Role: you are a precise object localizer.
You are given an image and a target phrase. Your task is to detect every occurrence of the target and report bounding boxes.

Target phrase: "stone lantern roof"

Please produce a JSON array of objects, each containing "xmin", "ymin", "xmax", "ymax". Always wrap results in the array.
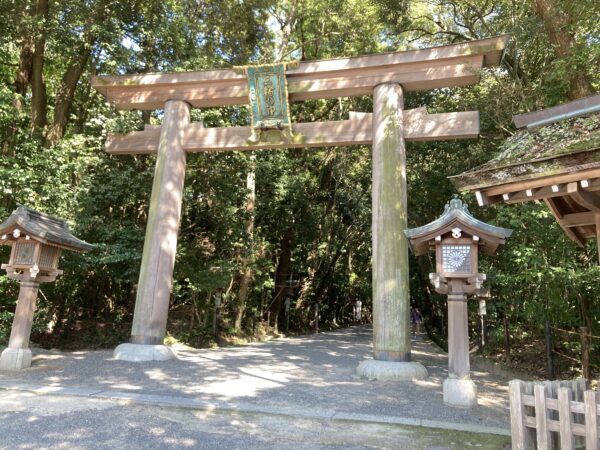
[
  {"xmin": 404, "ymin": 197, "xmax": 512, "ymax": 256},
  {"xmin": 0, "ymin": 205, "xmax": 93, "ymax": 252}
]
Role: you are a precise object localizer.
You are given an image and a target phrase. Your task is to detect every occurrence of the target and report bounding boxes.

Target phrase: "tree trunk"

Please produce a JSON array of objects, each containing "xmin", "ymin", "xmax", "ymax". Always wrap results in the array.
[
  {"xmin": 533, "ymin": 0, "xmax": 594, "ymax": 100},
  {"xmin": 44, "ymin": 2, "xmax": 106, "ymax": 146},
  {"xmin": 14, "ymin": 36, "xmax": 34, "ymax": 111},
  {"xmin": 269, "ymin": 226, "xmax": 294, "ymax": 323},
  {"xmin": 30, "ymin": 0, "xmax": 49, "ymax": 132},
  {"xmin": 503, "ymin": 315, "xmax": 511, "ymax": 363},
  {"xmin": 312, "ymin": 245, "xmax": 344, "ymax": 302},
  {"xmin": 233, "ymin": 154, "xmax": 256, "ymax": 330},
  {"xmin": 44, "ymin": 48, "xmax": 93, "ymax": 146},
  {"xmin": 579, "ymin": 292, "xmax": 593, "ymax": 334}
]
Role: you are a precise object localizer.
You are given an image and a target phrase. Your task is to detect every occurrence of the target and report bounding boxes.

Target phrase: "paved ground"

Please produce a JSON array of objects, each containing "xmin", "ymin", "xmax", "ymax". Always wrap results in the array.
[
  {"xmin": 0, "ymin": 391, "xmax": 511, "ymax": 449},
  {"xmin": 0, "ymin": 326, "xmax": 514, "ymax": 448}
]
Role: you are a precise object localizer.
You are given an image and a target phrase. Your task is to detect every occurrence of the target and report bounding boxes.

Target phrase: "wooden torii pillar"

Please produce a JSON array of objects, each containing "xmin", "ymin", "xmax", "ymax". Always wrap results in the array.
[{"xmin": 92, "ymin": 36, "xmax": 508, "ymax": 371}]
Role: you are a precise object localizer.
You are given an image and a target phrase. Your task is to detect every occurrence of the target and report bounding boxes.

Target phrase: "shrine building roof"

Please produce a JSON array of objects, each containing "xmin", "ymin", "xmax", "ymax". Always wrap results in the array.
[{"xmin": 450, "ymin": 93, "xmax": 600, "ymax": 248}]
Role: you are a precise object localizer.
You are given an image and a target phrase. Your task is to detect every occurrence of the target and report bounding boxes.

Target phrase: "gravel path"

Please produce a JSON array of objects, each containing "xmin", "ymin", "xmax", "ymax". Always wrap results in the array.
[
  {"xmin": 0, "ymin": 390, "xmax": 511, "ymax": 449},
  {"xmin": 0, "ymin": 326, "xmax": 512, "ymax": 432}
]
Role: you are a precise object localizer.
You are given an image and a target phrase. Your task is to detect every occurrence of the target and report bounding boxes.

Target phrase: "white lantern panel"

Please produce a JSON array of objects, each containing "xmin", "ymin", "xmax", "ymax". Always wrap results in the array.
[{"xmin": 442, "ymin": 244, "xmax": 472, "ymax": 273}]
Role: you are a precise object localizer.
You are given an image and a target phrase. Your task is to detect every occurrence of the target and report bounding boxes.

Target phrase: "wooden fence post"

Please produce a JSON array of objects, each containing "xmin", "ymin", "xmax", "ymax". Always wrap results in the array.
[
  {"xmin": 509, "ymin": 380, "xmax": 535, "ymax": 450},
  {"xmin": 213, "ymin": 306, "xmax": 219, "ymax": 338},
  {"xmin": 534, "ymin": 384, "xmax": 550, "ymax": 450},
  {"xmin": 580, "ymin": 326, "xmax": 591, "ymax": 380},
  {"xmin": 584, "ymin": 389, "xmax": 598, "ymax": 450},
  {"xmin": 558, "ymin": 387, "xmax": 574, "ymax": 450},
  {"xmin": 544, "ymin": 381, "xmax": 559, "ymax": 450},
  {"xmin": 544, "ymin": 320, "xmax": 555, "ymax": 380}
]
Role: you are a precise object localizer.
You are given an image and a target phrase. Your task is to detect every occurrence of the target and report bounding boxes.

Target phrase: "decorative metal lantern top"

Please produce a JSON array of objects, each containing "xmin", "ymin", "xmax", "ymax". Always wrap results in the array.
[
  {"xmin": 0, "ymin": 205, "xmax": 93, "ymax": 283},
  {"xmin": 405, "ymin": 196, "xmax": 512, "ymax": 295}
]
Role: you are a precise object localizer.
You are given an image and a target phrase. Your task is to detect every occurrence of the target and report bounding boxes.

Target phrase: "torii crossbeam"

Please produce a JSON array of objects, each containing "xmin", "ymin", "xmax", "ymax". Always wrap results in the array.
[{"xmin": 92, "ymin": 35, "xmax": 508, "ymax": 378}]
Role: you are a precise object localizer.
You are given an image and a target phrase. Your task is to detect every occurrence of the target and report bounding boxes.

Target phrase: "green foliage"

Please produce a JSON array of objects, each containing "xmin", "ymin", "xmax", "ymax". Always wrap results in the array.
[{"xmin": 0, "ymin": 311, "xmax": 12, "ymax": 346}]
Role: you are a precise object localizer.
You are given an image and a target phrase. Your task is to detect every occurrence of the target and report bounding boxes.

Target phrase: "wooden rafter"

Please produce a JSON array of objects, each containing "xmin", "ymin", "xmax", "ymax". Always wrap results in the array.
[
  {"xmin": 502, "ymin": 184, "xmax": 568, "ymax": 204},
  {"xmin": 473, "ymin": 176, "xmax": 600, "ymax": 248},
  {"xmin": 567, "ymin": 182, "xmax": 600, "ymax": 211},
  {"xmin": 559, "ymin": 211, "xmax": 596, "ymax": 227},
  {"xmin": 475, "ymin": 174, "xmax": 600, "ymax": 205},
  {"xmin": 545, "ymin": 198, "xmax": 586, "ymax": 247}
]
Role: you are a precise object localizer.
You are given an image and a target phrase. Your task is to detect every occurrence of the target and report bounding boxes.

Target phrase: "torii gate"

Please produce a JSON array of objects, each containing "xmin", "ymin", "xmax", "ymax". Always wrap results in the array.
[{"xmin": 92, "ymin": 35, "xmax": 508, "ymax": 379}]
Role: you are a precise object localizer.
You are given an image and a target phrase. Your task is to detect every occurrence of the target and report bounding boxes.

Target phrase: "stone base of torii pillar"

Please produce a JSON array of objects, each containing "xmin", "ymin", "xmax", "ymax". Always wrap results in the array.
[
  {"xmin": 357, "ymin": 360, "xmax": 428, "ymax": 381},
  {"xmin": 443, "ymin": 377, "xmax": 477, "ymax": 408},
  {"xmin": 113, "ymin": 343, "xmax": 176, "ymax": 362},
  {"xmin": 355, "ymin": 82, "xmax": 428, "ymax": 381}
]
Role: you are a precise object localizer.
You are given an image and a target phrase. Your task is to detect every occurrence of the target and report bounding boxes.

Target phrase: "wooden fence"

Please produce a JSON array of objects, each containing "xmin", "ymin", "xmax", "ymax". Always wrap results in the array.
[{"xmin": 510, "ymin": 379, "xmax": 599, "ymax": 450}]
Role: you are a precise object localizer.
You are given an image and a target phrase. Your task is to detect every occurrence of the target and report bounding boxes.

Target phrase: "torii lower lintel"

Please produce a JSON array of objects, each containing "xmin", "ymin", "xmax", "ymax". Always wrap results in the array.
[{"xmin": 105, "ymin": 109, "xmax": 479, "ymax": 155}]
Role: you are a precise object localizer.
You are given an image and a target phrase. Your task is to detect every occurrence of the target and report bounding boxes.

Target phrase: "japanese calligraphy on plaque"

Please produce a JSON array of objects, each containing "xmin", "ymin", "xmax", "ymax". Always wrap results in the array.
[{"xmin": 237, "ymin": 62, "xmax": 302, "ymax": 145}]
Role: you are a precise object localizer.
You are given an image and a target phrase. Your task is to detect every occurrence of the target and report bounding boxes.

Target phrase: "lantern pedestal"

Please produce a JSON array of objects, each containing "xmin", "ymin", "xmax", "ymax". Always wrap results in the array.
[
  {"xmin": 113, "ymin": 343, "xmax": 176, "ymax": 362},
  {"xmin": 0, "ymin": 348, "xmax": 32, "ymax": 371},
  {"xmin": 443, "ymin": 376, "xmax": 477, "ymax": 408},
  {"xmin": 0, "ymin": 280, "xmax": 40, "ymax": 371},
  {"xmin": 356, "ymin": 360, "xmax": 428, "ymax": 381}
]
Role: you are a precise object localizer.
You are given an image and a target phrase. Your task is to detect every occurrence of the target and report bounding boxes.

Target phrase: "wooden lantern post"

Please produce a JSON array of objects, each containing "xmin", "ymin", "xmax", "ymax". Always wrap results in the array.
[
  {"xmin": 405, "ymin": 196, "xmax": 511, "ymax": 407},
  {"xmin": 0, "ymin": 205, "xmax": 93, "ymax": 371}
]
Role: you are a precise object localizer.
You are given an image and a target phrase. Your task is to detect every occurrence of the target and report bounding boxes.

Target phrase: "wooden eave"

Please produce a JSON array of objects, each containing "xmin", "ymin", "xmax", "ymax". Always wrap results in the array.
[
  {"xmin": 450, "ymin": 145, "xmax": 600, "ymax": 194},
  {"xmin": 92, "ymin": 35, "xmax": 509, "ymax": 110},
  {"xmin": 467, "ymin": 171, "xmax": 600, "ymax": 247}
]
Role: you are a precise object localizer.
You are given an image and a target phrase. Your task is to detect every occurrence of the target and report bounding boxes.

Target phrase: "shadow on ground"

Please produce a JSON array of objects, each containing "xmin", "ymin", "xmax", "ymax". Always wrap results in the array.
[{"xmin": 0, "ymin": 325, "xmax": 512, "ymax": 430}]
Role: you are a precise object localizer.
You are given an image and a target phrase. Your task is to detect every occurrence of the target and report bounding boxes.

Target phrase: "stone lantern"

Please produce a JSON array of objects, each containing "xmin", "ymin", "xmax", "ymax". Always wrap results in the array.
[
  {"xmin": 0, "ymin": 205, "xmax": 93, "ymax": 371},
  {"xmin": 405, "ymin": 196, "xmax": 511, "ymax": 407}
]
